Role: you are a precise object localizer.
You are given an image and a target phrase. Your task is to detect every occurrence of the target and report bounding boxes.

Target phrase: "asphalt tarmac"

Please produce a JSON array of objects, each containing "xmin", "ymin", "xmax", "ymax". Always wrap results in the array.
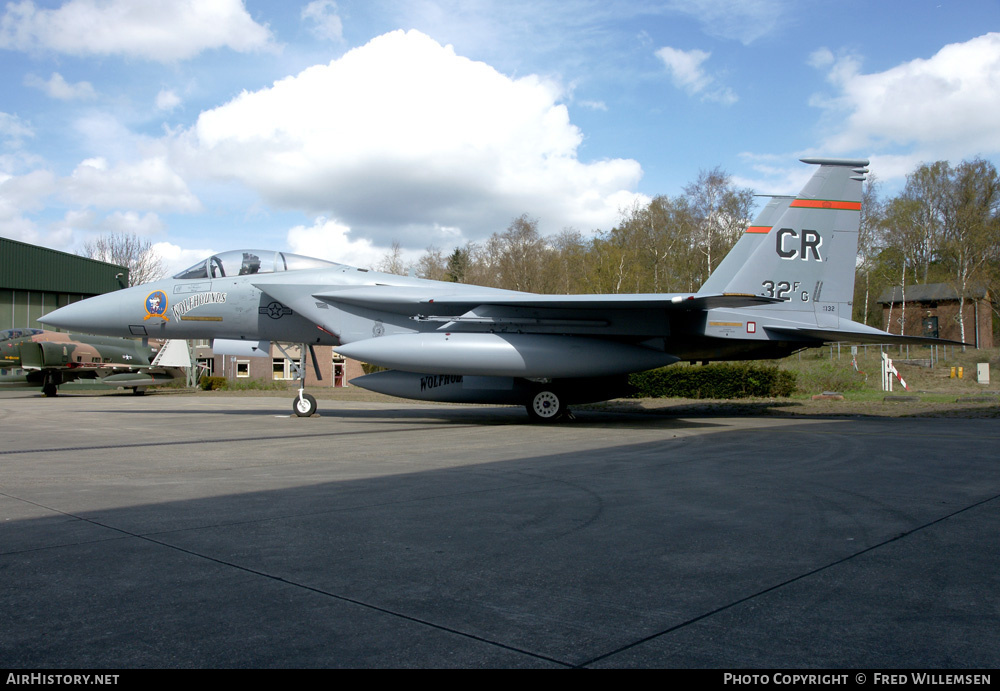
[{"xmin": 1, "ymin": 391, "xmax": 997, "ymax": 668}]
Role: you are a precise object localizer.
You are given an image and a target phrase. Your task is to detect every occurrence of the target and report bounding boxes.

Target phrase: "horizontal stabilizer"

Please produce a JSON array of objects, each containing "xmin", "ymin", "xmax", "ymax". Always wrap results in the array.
[{"xmin": 765, "ymin": 326, "xmax": 968, "ymax": 347}]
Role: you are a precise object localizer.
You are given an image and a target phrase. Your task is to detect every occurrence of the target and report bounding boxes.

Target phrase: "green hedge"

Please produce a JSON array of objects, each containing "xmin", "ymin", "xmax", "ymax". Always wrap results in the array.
[
  {"xmin": 198, "ymin": 375, "xmax": 286, "ymax": 391},
  {"xmin": 628, "ymin": 363, "xmax": 797, "ymax": 399},
  {"xmin": 199, "ymin": 376, "xmax": 227, "ymax": 391}
]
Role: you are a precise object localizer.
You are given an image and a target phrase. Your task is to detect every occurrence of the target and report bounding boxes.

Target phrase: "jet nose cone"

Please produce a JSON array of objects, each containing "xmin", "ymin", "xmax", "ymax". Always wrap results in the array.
[{"xmin": 39, "ymin": 292, "xmax": 127, "ymax": 335}]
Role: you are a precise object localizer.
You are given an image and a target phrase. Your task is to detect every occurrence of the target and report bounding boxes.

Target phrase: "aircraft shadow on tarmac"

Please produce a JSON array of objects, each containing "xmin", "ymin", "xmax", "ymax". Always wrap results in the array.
[
  {"xmin": 2, "ymin": 415, "xmax": 998, "ymax": 668},
  {"xmin": 79, "ymin": 400, "xmax": 763, "ymax": 430}
]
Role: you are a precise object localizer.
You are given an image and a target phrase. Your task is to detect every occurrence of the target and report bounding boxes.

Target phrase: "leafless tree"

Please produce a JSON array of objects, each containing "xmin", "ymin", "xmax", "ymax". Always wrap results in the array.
[
  {"xmin": 377, "ymin": 240, "xmax": 406, "ymax": 275},
  {"xmin": 684, "ymin": 167, "xmax": 755, "ymax": 284},
  {"xmin": 82, "ymin": 232, "xmax": 165, "ymax": 286},
  {"xmin": 416, "ymin": 245, "xmax": 449, "ymax": 281}
]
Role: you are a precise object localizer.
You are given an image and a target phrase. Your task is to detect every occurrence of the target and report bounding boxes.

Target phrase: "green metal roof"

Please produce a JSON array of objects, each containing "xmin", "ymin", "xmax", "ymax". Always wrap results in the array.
[{"xmin": 0, "ymin": 237, "xmax": 128, "ymax": 294}]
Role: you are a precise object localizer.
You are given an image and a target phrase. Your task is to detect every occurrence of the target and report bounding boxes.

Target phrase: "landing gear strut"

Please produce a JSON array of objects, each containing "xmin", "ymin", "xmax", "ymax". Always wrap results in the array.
[
  {"xmin": 42, "ymin": 372, "xmax": 59, "ymax": 397},
  {"xmin": 277, "ymin": 343, "xmax": 320, "ymax": 417}
]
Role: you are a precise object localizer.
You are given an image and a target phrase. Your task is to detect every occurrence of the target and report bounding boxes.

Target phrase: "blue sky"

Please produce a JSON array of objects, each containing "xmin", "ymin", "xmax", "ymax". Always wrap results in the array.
[{"xmin": 1, "ymin": 0, "xmax": 998, "ymax": 275}]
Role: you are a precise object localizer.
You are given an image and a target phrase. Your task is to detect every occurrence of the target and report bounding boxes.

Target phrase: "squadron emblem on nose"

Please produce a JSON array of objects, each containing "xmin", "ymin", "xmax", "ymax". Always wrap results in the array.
[{"xmin": 144, "ymin": 291, "xmax": 169, "ymax": 321}]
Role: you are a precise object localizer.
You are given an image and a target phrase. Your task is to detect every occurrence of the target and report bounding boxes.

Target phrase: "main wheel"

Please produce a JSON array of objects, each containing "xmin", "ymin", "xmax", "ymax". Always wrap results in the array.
[
  {"xmin": 42, "ymin": 382, "xmax": 58, "ymax": 397},
  {"xmin": 526, "ymin": 389, "xmax": 563, "ymax": 423},
  {"xmin": 293, "ymin": 393, "xmax": 318, "ymax": 417}
]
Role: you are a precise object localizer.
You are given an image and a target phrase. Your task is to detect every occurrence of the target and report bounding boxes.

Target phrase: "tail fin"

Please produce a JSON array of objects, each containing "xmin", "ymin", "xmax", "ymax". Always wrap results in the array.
[
  {"xmin": 702, "ymin": 158, "xmax": 869, "ymax": 326},
  {"xmin": 698, "ymin": 194, "xmax": 794, "ymax": 294}
]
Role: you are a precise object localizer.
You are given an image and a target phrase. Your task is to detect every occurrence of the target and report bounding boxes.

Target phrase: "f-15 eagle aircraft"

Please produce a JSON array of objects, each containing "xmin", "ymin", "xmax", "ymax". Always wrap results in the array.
[{"xmin": 41, "ymin": 158, "xmax": 951, "ymax": 420}]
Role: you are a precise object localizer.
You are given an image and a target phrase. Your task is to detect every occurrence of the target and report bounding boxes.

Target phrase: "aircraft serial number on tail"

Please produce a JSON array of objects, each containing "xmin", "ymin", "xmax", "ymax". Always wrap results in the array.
[{"xmin": 761, "ymin": 280, "xmax": 808, "ymax": 302}]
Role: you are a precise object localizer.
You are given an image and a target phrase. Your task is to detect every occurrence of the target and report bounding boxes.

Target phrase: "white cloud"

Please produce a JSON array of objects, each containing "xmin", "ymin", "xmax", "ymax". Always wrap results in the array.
[
  {"xmin": 0, "ymin": 169, "xmax": 55, "ymax": 218},
  {"xmin": 24, "ymin": 72, "xmax": 96, "ymax": 100},
  {"xmin": 0, "ymin": 0, "xmax": 277, "ymax": 61},
  {"xmin": 807, "ymin": 47, "xmax": 834, "ymax": 69},
  {"xmin": 655, "ymin": 46, "xmax": 737, "ymax": 105},
  {"xmin": 72, "ymin": 112, "xmax": 159, "ymax": 162},
  {"xmin": 156, "ymin": 89, "xmax": 182, "ymax": 111},
  {"xmin": 178, "ymin": 30, "xmax": 644, "ymax": 247},
  {"xmin": 65, "ymin": 157, "xmax": 202, "ymax": 212},
  {"xmin": 48, "ymin": 208, "xmax": 162, "ymax": 244},
  {"xmin": 811, "ymin": 32, "xmax": 1000, "ymax": 162},
  {"xmin": 663, "ymin": 0, "xmax": 784, "ymax": 45},
  {"xmin": 730, "ymin": 159, "xmax": 816, "ymax": 199},
  {"xmin": 301, "ymin": 0, "xmax": 342, "ymax": 42},
  {"xmin": 102, "ymin": 210, "xmax": 166, "ymax": 236},
  {"xmin": 0, "ymin": 112, "xmax": 33, "ymax": 145},
  {"xmin": 151, "ymin": 241, "xmax": 216, "ymax": 276},
  {"xmin": 0, "ymin": 169, "xmax": 62, "ymax": 246},
  {"xmin": 286, "ymin": 217, "xmax": 383, "ymax": 270},
  {"xmin": 657, "ymin": 46, "xmax": 712, "ymax": 91},
  {"xmin": 0, "ymin": 215, "xmax": 42, "ymax": 244}
]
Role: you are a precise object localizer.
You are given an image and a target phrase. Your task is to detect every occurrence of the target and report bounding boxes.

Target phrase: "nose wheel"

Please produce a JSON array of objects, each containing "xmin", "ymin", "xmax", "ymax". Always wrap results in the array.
[
  {"xmin": 293, "ymin": 392, "xmax": 318, "ymax": 417},
  {"xmin": 278, "ymin": 342, "xmax": 320, "ymax": 417}
]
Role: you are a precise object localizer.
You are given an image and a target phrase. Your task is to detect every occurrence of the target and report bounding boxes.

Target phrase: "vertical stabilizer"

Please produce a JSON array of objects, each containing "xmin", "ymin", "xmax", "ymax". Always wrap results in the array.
[{"xmin": 703, "ymin": 158, "xmax": 868, "ymax": 326}]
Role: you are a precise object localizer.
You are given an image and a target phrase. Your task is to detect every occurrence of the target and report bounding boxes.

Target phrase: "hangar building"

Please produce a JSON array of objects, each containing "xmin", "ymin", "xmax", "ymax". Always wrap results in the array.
[{"xmin": 1, "ymin": 236, "xmax": 127, "ymax": 332}]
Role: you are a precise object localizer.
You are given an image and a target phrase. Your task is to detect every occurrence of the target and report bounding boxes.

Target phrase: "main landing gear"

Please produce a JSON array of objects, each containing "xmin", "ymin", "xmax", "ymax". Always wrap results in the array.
[
  {"xmin": 41, "ymin": 372, "xmax": 60, "ymax": 397},
  {"xmin": 525, "ymin": 387, "xmax": 572, "ymax": 423}
]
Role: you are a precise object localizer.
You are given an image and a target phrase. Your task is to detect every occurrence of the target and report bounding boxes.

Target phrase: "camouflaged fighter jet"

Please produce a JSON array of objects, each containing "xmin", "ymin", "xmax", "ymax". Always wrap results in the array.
[
  {"xmin": 40, "ymin": 158, "xmax": 959, "ymax": 420},
  {"xmin": 0, "ymin": 328, "xmax": 189, "ymax": 396}
]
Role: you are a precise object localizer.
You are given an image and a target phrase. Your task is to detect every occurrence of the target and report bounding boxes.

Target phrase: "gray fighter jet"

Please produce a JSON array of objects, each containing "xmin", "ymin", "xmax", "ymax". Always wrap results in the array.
[{"xmin": 40, "ymin": 158, "xmax": 951, "ymax": 420}]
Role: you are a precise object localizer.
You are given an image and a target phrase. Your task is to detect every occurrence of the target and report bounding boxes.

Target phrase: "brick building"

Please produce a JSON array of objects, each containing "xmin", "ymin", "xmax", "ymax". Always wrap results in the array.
[
  {"xmin": 192, "ymin": 341, "xmax": 366, "ymax": 387},
  {"xmin": 877, "ymin": 283, "xmax": 993, "ymax": 349}
]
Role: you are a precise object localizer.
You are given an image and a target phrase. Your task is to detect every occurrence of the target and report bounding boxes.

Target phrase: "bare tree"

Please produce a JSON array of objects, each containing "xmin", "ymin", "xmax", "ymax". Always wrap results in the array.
[
  {"xmin": 377, "ymin": 240, "xmax": 406, "ymax": 275},
  {"xmin": 415, "ymin": 246, "xmax": 448, "ymax": 281},
  {"xmin": 879, "ymin": 197, "xmax": 925, "ymax": 334},
  {"xmin": 684, "ymin": 167, "xmax": 755, "ymax": 284},
  {"xmin": 855, "ymin": 174, "xmax": 885, "ymax": 324},
  {"xmin": 82, "ymin": 232, "xmax": 165, "ymax": 286},
  {"xmin": 485, "ymin": 214, "xmax": 550, "ymax": 292},
  {"xmin": 941, "ymin": 158, "xmax": 1000, "ymax": 349},
  {"xmin": 902, "ymin": 161, "xmax": 951, "ymax": 283}
]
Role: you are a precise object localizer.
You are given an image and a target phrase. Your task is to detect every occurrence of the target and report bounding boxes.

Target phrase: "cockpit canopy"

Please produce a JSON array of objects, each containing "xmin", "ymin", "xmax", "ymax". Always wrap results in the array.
[
  {"xmin": 0, "ymin": 327, "xmax": 44, "ymax": 341},
  {"xmin": 173, "ymin": 250, "xmax": 341, "ymax": 280}
]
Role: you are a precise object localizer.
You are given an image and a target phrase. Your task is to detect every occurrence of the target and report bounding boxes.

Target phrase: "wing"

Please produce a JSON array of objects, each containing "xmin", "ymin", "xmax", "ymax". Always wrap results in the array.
[
  {"xmin": 257, "ymin": 281, "xmax": 782, "ymax": 330},
  {"xmin": 309, "ymin": 287, "xmax": 783, "ymax": 313}
]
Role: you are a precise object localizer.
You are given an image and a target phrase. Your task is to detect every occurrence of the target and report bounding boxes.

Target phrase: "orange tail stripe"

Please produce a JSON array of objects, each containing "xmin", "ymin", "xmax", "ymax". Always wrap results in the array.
[
  {"xmin": 745, "ymin": 225, "xmax": 771, "ymax": 234},
  {"xmin": 790, "ymin": 199, "xmax": 862, "ymax": 210}
]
